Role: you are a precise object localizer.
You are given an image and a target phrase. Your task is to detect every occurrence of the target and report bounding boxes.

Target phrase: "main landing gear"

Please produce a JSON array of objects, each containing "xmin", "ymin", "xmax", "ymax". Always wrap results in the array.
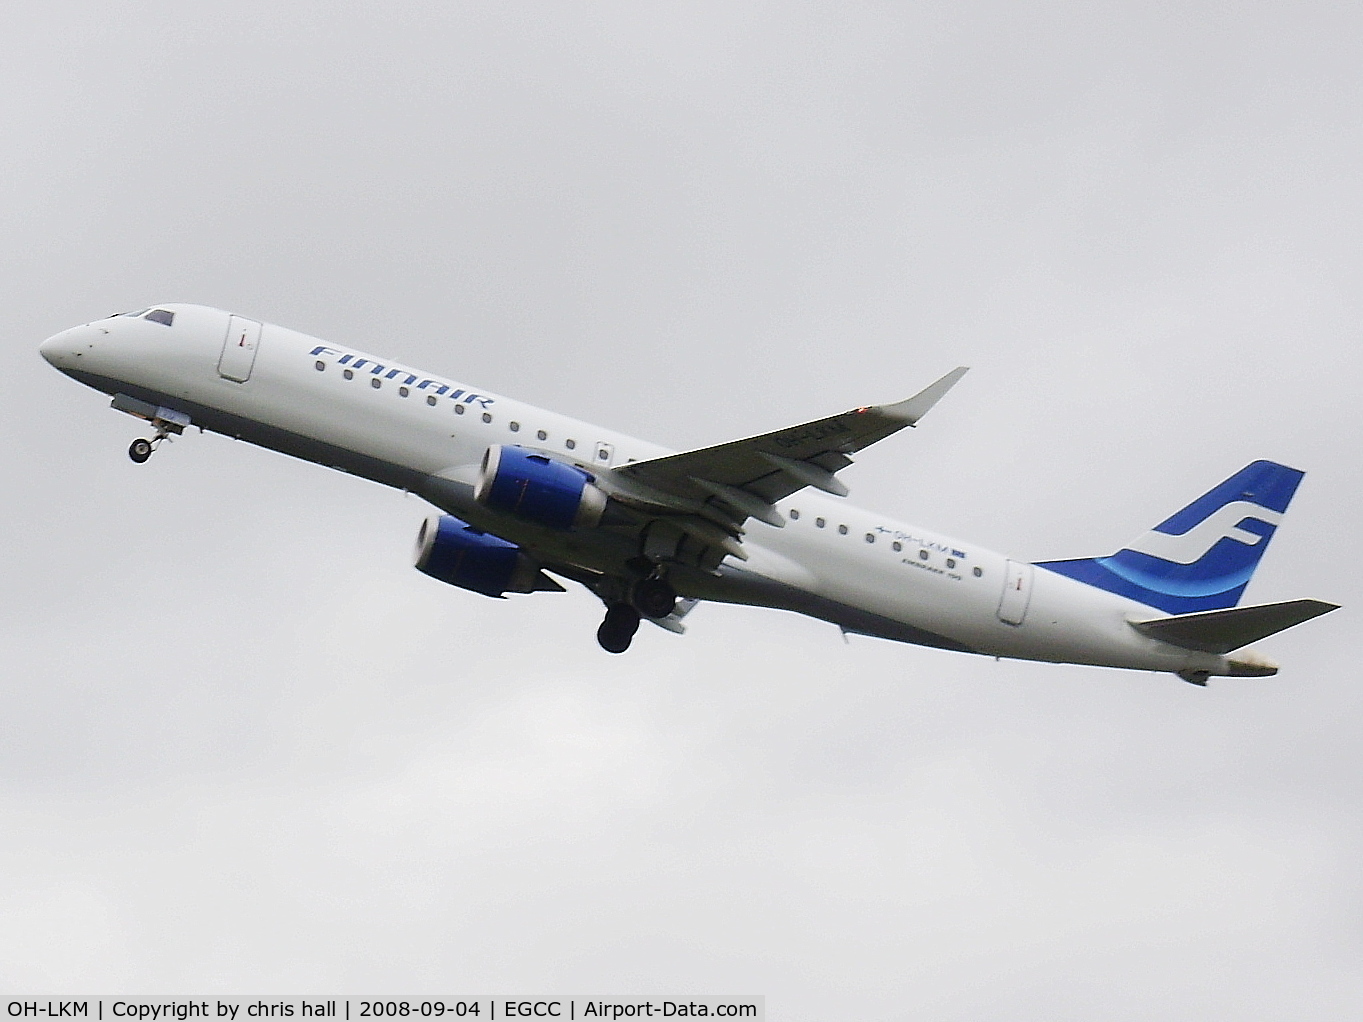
[
  {"xmin": 597, "ymin": 603, "xmax": 641, "ymax": 654},
  {"xmin": 594, "ymin": 575, "xmax": 679, "ymax": 653},
  {"xmin": 631, "ymin": 576, "xmax": 677, "ymax": 619}
]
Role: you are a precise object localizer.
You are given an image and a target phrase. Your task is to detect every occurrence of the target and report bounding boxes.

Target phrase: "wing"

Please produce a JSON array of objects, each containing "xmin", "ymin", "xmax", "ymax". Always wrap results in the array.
[{"xmin": 605, "ymin": 367, "xmax": 967, "ymax": 558}]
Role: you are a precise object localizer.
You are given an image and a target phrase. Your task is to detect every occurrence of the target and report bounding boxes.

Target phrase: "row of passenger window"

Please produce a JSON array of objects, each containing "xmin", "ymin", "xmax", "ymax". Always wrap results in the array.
[
  {"xmin": 786, "ymin": 508, "xmax": 982, "ymax": 576},
  {"xmin": 316, "ymin": 358, "xmax": 595, "ymax": 454}
]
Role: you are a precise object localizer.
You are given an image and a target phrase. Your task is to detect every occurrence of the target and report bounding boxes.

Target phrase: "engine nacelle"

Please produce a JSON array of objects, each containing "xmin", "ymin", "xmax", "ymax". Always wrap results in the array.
[
  {"xmin": 474, "ymin": 444, "xmax": 607, "ymax": 530},
  {"xmin": 413, "ymin": 514, "xmax": 559, "ymax": 597}
]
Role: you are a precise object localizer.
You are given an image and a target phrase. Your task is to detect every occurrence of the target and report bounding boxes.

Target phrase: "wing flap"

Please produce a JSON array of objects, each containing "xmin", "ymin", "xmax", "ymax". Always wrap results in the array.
[{"xmin": 1130, "ymin": 599, "xmax": 1339, "ymax": 654}]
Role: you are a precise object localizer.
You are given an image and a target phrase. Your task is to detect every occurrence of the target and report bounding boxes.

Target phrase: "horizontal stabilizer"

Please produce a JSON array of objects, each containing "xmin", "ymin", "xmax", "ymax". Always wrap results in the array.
[{"xmin": 1131, "ymin": 599, "xmax": 1339, "ymax": 654}]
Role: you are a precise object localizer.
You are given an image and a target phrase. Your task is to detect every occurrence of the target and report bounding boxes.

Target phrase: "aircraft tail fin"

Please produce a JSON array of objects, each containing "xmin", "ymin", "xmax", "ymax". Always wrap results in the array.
[
  {"xmin": 1130, "ymin": 599, "xmax": 1338, "ymax": 654},
  {"xmin": 1037, "ymin": 460, "xmax": 1305, "ymax": 614}
]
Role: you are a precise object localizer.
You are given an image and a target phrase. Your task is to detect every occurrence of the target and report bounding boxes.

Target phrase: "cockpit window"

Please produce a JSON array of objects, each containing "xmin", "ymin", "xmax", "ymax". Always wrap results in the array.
[
  {"xmin": 144, "ymin": 309, "xmax": 175, "ymax": 326},
  {"xmin": 118, "ymin": 308, "xmax": 151, "ymax": 318}
]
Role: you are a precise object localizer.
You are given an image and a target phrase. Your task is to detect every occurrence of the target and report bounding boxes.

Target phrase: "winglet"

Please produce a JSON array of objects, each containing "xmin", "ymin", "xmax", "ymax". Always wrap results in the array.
[{"xmin": 880, "ymin": 366, "xmax": 969, "ymax": 425}]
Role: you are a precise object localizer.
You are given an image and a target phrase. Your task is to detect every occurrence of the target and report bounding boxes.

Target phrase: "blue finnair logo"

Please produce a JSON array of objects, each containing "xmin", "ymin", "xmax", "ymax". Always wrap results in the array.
[
  {"xmin": 1036, "ymin": 460, "xmax": 1304, "ymax": 614},
  {"xmin": 310, "ymin": 345, "xmax": 495, "ymax": 409}
]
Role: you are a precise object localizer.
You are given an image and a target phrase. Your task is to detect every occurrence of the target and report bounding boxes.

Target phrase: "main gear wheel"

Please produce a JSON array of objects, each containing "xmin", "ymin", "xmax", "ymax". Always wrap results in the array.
[{"xmin": 597, "ymin": 603, "xmax": 641, "ymax": 653}]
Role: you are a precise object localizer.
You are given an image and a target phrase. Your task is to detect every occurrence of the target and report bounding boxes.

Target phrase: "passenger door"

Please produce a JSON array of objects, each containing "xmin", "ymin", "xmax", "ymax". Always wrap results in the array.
[
  {"xmin": 997, "ymin": 560, "xmax": 1034, "ymax": 626},
  {"xmin": 217, "ymin": 316, "xmax": 262, "ymax": 382}
]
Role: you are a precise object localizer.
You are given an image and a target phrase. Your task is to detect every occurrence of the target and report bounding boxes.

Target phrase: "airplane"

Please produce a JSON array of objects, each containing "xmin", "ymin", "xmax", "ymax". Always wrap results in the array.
[{"xmin": 39, "ymin": 303, "xmax": 1338, "ymax": 684}]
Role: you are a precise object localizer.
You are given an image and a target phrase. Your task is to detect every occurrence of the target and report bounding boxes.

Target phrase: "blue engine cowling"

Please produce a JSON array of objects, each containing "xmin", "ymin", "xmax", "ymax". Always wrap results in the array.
[
  {"xmin": 413, "ymin": 514, "xmax": 560, "ymax": 597},
  {"xmin": 474, "ymin": 444, "xmax": 607, "ymax": 530}
]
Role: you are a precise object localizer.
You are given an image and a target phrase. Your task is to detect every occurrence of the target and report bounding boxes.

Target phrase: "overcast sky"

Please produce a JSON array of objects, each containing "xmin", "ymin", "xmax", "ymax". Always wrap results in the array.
[{"xmin": 2, "ymin": 2, "xmax": 1361, "ymax": 1017}]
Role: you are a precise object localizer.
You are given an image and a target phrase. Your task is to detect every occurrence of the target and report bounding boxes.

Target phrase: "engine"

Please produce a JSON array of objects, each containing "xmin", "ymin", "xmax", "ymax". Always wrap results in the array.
[
  {"xmin": 413, "ymin": 514, "xmax": 561, "ymax": 597},
  {"xmin": 474, "ymin": 444, "xmax": 607, "ymax": 530}
]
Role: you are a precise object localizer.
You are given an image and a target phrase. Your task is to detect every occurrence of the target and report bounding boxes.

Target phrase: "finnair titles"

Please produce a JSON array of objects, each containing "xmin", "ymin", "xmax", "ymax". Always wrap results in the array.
[{"xmin": 40, "ymin": 305, "xmax": 1337, "ymax": 684}]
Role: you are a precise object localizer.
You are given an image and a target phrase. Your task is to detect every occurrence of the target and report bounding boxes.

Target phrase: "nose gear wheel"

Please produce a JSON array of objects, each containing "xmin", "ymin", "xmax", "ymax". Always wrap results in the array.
[{"xmin": 127, "ymin": 420, "xmax": 179, "ymax": 464}]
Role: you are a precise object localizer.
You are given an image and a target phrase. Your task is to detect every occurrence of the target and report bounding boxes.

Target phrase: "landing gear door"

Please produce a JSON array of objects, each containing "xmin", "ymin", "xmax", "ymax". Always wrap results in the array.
[
  {"xmin": 997, "ymin": 560, "xmax": 1034, "ymax": 626},
  {"xmin": 218, "ymin": 316, "xmax": 262, "ymax": 383}
]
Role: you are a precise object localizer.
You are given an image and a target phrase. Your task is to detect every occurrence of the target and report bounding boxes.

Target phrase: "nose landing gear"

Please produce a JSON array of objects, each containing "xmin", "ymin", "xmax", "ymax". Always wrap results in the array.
[
  {"xmin": 127, "ymin": 422, "xmax": 177, "ymax": 463},
  {"xmin": 128, "ymin": 437, "xmax": 154, "ymax": 463},
  {"xmin": 112, "ymin": 394, "xmax": 191, "ymax": 465}
]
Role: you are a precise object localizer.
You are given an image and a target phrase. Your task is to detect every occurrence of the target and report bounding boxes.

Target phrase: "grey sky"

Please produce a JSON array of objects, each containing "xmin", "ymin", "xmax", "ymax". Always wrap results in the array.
[{"xmin": 2, "ymin": 2, "xmax": 1360, "ymax": 1017}]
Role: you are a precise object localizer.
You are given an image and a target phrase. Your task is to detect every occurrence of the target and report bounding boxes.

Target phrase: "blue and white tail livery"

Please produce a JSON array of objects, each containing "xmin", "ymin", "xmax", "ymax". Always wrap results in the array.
[
  {"xmin": 39, "ymin": 304, "xmax": 1339, "ymax": 683},
  {"xmin": 1037, "ymin": 461, "xmax": 1302, "ymax": 614}
]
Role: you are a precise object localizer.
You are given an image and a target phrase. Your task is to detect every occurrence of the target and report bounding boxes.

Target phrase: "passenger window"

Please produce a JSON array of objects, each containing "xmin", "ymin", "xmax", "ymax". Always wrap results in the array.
[
  {"xmin": 455, "ymin": 404, "xmax": 465, "ymax": 415},
  {"xmin": 510, "ymin": 421, "xmax": 520, "ymax": 432},
  {"xmin": 815, "ymin": 517, "xmax": 826, "ymax": 528},
  {"xmin": 144, "ymin": 309, "xmax": 174, "ymax": 326},
  {"xmin": 789, "ymin": 509, "xmax": 800, "ymax": 520},
  {"xmin": 537, "ymin": 430, "xmax": 548, "ymax": 440},
  {"xmin": 918, "ymin": 549, "xmax": 928, "ymax": 560},
  {"xmin": 399, "ymin": 386, "xmax": 409, "ymax": 397},
  {"xmin": 838, "ymin": 524, "xmax": 848, "ymax": 535},
  {"xmin": 482, "ymin": 412, "xmax": 492, "ymax": 423},
  {"xmin": 426, "ymin": 395, "xmax": 437, "ymax": 406},
  {"xmin": 343, "ymin": 369, "xmax": 354, "ymax": 380},
  {"xmin": 973, "ymin": 566, "xmax": 983, "ymax": 577},
  {"xmin": 371, "ymin": 378, "xmax": 381, "ymax": 389},
  {"xmin": 946, "ymin": 558, "xmax": 956, "ymax": 568},
  {"xmin": 892, "ymin": 541, "xmax": 902, "ymax": 552},
  {"xmin": 864, "ymin": 533, "xmax": 875, "ymax": 543},
  {"xmin": 315, "ymin": 361, "xmax": 326, "ymax": 371},
  {"xmin": 566, "ymin": 439, "xmax": 577, "ymax": 450}
]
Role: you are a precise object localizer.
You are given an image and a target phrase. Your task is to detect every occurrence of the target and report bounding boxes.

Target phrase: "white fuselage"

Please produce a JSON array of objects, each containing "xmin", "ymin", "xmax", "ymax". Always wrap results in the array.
[{"xmin": 39, "ymin": 304, "xmax": 1266, "ymax": 678}]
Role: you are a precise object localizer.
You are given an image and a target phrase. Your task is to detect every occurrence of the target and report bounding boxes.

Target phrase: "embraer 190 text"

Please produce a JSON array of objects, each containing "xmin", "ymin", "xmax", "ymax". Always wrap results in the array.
[{"xmin": 40, "ymin": 305, "xmax": 1338, "ymax": 684}]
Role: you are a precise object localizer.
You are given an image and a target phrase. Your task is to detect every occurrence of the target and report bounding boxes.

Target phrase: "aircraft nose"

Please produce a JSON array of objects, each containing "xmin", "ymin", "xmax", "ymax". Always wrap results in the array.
[
  {"xmin": 40, "ymin": 324, "xmax": 95, "ymax": 368},
  {"xmin": 39, "ymin": 331, "xmax": 66, "ymax": 365}
]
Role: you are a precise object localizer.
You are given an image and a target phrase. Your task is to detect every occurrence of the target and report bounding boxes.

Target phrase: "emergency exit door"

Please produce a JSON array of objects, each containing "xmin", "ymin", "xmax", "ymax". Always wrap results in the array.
[
  {"xmin": 997, "ymin": 560, "xmax": 1034, "ymax": 626},
  {"xmin": 218, "ymin": 316, "xmax": 262, "ymax": 382}
]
